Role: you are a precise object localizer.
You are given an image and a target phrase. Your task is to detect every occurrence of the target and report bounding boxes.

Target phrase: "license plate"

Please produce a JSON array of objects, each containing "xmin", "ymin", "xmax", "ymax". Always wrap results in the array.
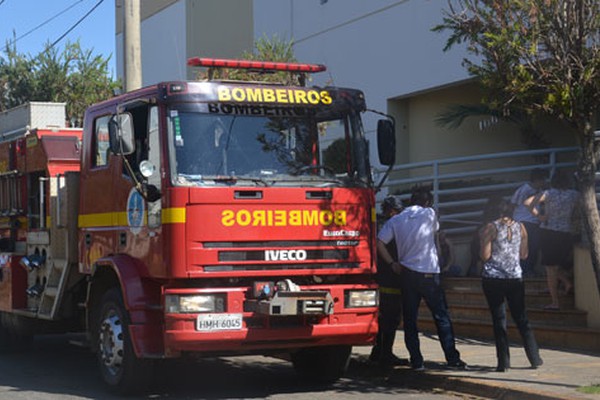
[{"xmin": 196, "ymin": 313, "xmax": 243, "ymax": 331}]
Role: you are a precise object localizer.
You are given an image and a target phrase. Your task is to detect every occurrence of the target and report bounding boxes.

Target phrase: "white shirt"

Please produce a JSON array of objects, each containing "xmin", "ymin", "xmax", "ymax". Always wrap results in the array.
[
  {"xmin": 378, "ymin": 205, "xmax": 440, "ymax": 274},
  {"xmin": 511, "ymin": 183, "xmax": 540, "ymax": 224}
]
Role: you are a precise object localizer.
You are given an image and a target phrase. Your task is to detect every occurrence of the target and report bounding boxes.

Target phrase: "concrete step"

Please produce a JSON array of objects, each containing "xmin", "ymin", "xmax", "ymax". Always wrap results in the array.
[
  {"xmin": 423, "ymin": 303, "xmax": 588, "ymax": 328},
  {"xmin": 418, "ymin": 316, "xmax": 600, "ymax": 352},
  {"xmin": 444, "ymin": 289, "xmax": 575, "ymax": 309},
  {"xmin": 442, "ymin": 276, "xmax": 550, "ymax": 293},
  {"xmin": 417, "ymin": 276, "xmax": 596, "ymax": 351}
]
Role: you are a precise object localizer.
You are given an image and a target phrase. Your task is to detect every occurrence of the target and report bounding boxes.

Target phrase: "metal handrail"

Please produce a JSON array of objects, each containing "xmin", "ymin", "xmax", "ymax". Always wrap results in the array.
[{"xmin": 376, "ymin": 146, "xmax": 580, "ymax": 236}]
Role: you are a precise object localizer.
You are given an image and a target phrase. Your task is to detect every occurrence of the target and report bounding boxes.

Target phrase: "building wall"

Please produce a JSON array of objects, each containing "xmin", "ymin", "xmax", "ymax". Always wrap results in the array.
[
  {"xmin": 575, "ymin": 245, "xmax": 600, "ymax": 328},
  {"xmin": 116, "ymin": 0, "xmax": 253, "ymax": 85},
  {"xmin": 251, "ymin": 0, "xmax": 475, "ymax": 165},
  {"xmin": 116, "ymin": 0, "xmax": 187, "ymax": 85},
  {"xmin": 252, "ymin": 0, "xmax": 578, "ymax": 165},
  {"xmin": 115, "ymin": 0, "xmax": 578, "ymax": 161},
  {"xmin": 185, "ymin": 0, "xmax": 254, "ymax": 80},
  {"xmin": 253, "ymin": 1, "xmax": 470, "ymax": 120}
]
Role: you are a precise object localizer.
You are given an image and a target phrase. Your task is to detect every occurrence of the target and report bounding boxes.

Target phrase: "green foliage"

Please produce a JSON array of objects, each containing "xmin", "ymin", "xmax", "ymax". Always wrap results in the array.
[
  {"xmin": 0, "ymin": 41, "xmax": 120, "ymax": 125},
  {"xmin": 322, "ymin": 138, "xmax": 348, "ymax": 174},
  {"xmin": 577, "ymin": 384, "xmax": 600, "ymax": 394},
  {"xmin": 433, "ymin": 0, "xmax": 600, "ymax": 136},
  {"xmin": 435, "ymin": 1, "xmax": 600, "ymax": 299},
  {"xmin": 196, "ymin": 35, "xmax": 306, "ymax": 85}
]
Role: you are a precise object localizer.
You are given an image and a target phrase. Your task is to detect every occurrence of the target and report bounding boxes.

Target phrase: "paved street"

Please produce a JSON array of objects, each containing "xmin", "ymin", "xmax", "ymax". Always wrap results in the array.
[{"xmin": 0, "ymin": 335, "xmax": 466, "ymax": 400}]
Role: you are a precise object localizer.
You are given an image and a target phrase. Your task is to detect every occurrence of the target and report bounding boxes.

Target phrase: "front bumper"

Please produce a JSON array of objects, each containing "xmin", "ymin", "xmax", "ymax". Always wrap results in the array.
[{"xmin": 162, "ymin": 284, "xmax": 378, "ymax": 356}]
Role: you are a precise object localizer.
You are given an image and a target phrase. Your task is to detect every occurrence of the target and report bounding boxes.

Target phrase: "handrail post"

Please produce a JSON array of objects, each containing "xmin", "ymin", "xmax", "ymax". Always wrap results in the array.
[
  {"xmin": 39, "ymin": 177, "xmax": 49, "ymax": 229},
  {"xmin": 56, "ymin": 174, "xmax": 63, "ymax": 228},
  {"xmin": 433, "ymin": 161, "xmax": 440, "ymax": 210},
  {"xmin": 549, "ymin": 150, "xmax": 557, "ymax": 178}
]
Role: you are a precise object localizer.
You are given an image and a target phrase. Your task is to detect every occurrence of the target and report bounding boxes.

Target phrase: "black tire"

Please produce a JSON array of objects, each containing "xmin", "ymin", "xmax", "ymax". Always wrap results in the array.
[
  {"xmin": 291, "ymin": 345, "xmax": 351, "ymax": 384},
  {"xmin": 96, "ymin": 288, "xmax": 154, "ymax": 395},
  {"xmin": 0, "ymin": 312, "xmax": 33, "ymax": 353}
]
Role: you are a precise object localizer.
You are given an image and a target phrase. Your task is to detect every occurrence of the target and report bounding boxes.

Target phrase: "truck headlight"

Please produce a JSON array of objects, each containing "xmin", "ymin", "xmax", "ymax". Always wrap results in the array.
[
  {"xmin": 345, "ymin": 289, "xmax": 378, "ymax": 308},
  {"xmin": 165, "ymin": 294, "xmax": 225, "ymax": 313}
]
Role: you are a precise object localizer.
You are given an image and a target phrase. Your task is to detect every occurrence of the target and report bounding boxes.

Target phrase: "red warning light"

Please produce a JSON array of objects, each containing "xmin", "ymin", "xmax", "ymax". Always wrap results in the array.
[{"xmin": 187, "ymin": 57, "xmax": 326, "ymax": 73}]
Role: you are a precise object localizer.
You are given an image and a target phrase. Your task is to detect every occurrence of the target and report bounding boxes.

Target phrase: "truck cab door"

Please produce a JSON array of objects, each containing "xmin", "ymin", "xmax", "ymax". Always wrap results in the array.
[
  {"xmin": 113, "ymin": 104, "xmax": 164, "ymax": 274},
  {"xmin": 79, "ymin": 113, "xmax": 117, "ymax": 274}
]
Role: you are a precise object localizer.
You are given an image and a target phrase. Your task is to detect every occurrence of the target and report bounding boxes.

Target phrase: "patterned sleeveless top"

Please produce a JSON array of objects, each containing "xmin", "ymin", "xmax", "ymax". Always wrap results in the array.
[{"xmin": 482, "ymin": 220, "xmax": 523, "ymax": 279}]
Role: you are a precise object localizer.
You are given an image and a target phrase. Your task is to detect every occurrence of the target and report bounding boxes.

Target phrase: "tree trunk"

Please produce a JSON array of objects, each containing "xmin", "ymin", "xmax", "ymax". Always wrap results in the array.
[
  {"xmin": 579, "ymin": 181, "xmax": 600, "ymax": 296},
  {"xmin": 577, "ymin": 135, "xmax": 600, "ymax": 299}
]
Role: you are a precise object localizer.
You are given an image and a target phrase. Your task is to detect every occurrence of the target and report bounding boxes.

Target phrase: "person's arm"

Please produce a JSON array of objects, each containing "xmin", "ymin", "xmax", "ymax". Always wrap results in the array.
[
  {"xmin": 519, "ymin": 222, "xmax": 529, "ymax": 260},
  {"xmin": 479, "ymin": 223, "xmax": 496, "ymax": 262},
  {"xmin": 377, "ymin": 240, "xmax": 402, "ymax": 274},
  {"xmin": 524, "ymin": 192, "xmax": 547, "ymax": 220}
]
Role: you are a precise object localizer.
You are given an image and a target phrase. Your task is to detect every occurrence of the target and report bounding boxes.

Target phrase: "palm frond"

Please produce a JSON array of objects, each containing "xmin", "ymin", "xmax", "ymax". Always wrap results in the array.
[{"xmin": 435, "ymin": 104, "xmax": 501, "ymax": 129}]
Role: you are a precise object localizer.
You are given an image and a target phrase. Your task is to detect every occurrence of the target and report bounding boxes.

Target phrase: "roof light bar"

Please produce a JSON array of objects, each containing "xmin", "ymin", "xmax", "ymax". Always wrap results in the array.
[{"xmin": 187, "ymin": 57, "xmax": 327, "ymax": 73}]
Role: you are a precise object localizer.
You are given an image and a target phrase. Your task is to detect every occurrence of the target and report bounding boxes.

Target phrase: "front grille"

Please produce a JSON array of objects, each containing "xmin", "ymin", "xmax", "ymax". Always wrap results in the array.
[
  {"xmin": 203, "ymin": 262, "xmax": 360, "ymax": 272},
  {"xmin": 218, "ymin": 249, "xmax": 349, "ymax": 262},
  {"xmin": 197, "ymin": 240, "xmax": 362, "ymax": 272},
  {"xmin": 204, "ymin": 240, "xmax": 358, "ymax": 248}
]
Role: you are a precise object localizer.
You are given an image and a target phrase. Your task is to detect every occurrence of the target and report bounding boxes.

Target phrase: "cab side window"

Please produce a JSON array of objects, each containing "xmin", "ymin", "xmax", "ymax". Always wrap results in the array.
[
  {"xmin": 93, "ymin": 116, "xmax": 111, "ymax": 168},
  {"xmin": 123, "ymin": 105, "xmax": 150, "ymax": 178}
]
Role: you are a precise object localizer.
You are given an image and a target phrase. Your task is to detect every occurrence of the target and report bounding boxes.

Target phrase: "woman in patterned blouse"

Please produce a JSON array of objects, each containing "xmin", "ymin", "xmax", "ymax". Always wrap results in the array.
[
  {"xmin": 479, "ymin": 197, "xmax": 543, "ymax": 372},
  {"xmin": 525, "ymin": 171, "xmax": 581, "ymax": 310}
]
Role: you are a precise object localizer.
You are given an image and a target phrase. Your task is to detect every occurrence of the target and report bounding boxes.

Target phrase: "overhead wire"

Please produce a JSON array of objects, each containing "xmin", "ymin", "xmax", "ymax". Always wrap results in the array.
[
  {"xmin": 47, "ymin": 0, "xmax": 105, "ymax": 50},
  {"xmin": 3, "ymin": 0, "xmax": 84, "ymax": 53}
]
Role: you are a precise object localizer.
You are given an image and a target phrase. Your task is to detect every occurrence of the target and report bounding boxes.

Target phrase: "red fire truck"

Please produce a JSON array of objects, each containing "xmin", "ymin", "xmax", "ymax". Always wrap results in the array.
[{"xmin": 0, "ymin": 59, "xmax": 396, "ymax": 393}]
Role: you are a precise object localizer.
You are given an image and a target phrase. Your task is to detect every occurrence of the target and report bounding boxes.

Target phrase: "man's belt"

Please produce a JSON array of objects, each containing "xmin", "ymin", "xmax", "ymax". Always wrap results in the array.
[
  {"xmin": 403, "ymin": 268, "xmax": 437, "ymax": 279},
  {"xmin": 379, "ymin": 287, "xmax": 402, "ymax": 295}
]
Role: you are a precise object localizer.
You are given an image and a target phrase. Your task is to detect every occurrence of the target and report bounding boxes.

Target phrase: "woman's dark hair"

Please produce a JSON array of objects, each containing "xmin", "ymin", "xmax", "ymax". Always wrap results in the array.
[{"xmin": 482, "ymin": 196, "xmax": 514, "ymax": 221}]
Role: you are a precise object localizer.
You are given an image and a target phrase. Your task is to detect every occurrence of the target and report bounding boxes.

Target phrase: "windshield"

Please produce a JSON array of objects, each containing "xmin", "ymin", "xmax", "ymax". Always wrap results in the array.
[{"xmin": 167, "ymin": 105, "xmax": 370, "ymax": 187}]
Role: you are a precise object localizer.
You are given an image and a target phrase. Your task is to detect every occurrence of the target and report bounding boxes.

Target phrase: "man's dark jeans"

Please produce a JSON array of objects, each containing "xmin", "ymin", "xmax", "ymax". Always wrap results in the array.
[
  {"xmin": 370, "ymin": 290, "xmax": 403, "ymax": 362},
  {"xmin": 401, "ymin": 268, "xmax": 461, "ymax": 367},
  {"xmin": 482, "ymin": 278, "xmax": 542, "ymax": 369}
]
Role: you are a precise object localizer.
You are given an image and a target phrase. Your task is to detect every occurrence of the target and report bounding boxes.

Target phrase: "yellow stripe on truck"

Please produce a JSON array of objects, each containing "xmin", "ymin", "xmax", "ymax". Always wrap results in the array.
[
  {"xmin": 161, "ymin": 207, "xmax": 186, "ymax": 224},
  {"xmin": 78, "ymin": 208, "xmax": 186, "ymax": 228}
]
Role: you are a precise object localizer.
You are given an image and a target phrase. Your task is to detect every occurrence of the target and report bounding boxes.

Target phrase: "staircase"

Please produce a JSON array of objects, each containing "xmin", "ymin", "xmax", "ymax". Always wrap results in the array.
[{"xmin": 418, "ymin": 277, "xmax": 600, "ymax": 352}]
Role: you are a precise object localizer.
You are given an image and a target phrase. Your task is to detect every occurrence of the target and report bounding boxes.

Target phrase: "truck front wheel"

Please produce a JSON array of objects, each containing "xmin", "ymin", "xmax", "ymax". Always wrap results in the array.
[
  {"xmin": 291, "ymin": 345, "xmax": 351, "ymax": 383},
  {"xmin": 96, "ymin": 288, "xmax": 154, "ymax": 394},
  {"xmin": 0, "ymin": 312, "xmax": 33, "ymax": 352}
]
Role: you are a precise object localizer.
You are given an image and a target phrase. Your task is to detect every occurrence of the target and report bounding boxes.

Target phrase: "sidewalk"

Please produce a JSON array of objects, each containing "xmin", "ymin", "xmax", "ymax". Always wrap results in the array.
[{"xmin": 352, "ymin": 332, "xmax": 600, "ymax": 400}]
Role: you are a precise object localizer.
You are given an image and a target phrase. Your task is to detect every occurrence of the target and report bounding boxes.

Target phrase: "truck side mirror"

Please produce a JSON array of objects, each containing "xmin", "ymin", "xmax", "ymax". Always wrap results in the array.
[
  {"xmin": 108, "ymin": 113, "xmax": 135, "ymax": 155},
  {"xmin": 377, "ymin": 119, "xmax": 396, "ymax": 166}
]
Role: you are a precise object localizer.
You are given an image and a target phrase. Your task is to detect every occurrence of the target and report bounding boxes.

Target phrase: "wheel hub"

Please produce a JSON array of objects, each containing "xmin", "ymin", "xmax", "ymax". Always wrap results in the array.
[{"xmin": 99, "ymin": 312, "xmax": 124, "ymax": 375}]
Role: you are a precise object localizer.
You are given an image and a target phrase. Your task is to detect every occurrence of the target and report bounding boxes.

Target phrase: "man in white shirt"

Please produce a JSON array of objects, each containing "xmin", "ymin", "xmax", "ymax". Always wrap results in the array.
[{"xmin": 377, "ymin": 188, "xmax": 466, "ymax": 371}]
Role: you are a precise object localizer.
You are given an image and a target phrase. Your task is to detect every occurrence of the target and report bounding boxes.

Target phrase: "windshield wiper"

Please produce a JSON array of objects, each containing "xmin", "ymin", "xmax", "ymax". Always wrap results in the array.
[{"xmin": 206, "ymin": 175, "xmax": 270, "ymax": 187}]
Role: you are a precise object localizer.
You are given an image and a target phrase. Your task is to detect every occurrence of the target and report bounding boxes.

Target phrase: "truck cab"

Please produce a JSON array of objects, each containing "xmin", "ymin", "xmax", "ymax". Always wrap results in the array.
[{"xmin": 1, "ymin": 59, "xmax": 396, "ymax": 394}]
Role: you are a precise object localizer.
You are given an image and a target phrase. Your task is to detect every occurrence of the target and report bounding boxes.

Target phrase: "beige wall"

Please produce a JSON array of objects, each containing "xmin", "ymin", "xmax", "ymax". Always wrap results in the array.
[
  {"xmin": 388, "ymin": 81, "xmax": 578, "ymax": 168},
  {"xmin": 115, "ymin": 0, "xmax": 254, "ymax": 83},
  {"xmin": 574, "ymin": 245, "xmax": 600, "ymax": 328},
  {"xmin": 116, "ymin": 0, "xmax": 179, "ymax": 34},
  {"xmin": 185, "ymin": 0, "xmax": 254, "ymax": 79}
]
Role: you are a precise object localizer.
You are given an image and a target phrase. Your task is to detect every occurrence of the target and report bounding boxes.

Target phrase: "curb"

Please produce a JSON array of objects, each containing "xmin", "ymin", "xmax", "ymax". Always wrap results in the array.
[{"xmin": 393, "ymin": 371, "xmax": 582, "ymax": 400}]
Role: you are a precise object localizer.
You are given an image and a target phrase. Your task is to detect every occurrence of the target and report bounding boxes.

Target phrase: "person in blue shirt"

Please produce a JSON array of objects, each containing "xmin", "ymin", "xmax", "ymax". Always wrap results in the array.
[{"xmin": 510, "ymin": 168, "xmax": 548, "ymax": 277}]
